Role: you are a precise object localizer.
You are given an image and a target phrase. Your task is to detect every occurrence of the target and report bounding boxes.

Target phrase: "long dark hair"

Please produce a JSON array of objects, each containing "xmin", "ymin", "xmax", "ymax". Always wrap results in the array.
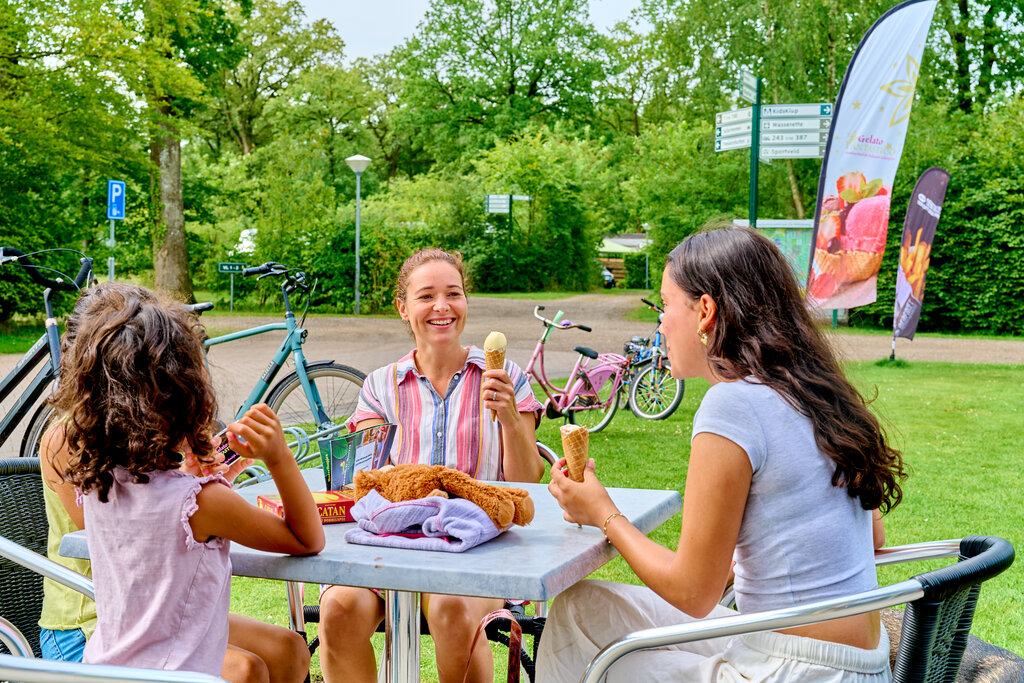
[
  {"xmin": 667, "ymin": 226, "xmax": 905, "ymax": 512},
  {"xmin": 51, "ymin": 283, "xmax": 218, "ymax": 502}
]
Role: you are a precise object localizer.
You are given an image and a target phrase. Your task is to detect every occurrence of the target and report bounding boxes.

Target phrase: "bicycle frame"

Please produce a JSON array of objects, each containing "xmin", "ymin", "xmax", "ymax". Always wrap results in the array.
[
  {"xmin": 205, "ymin": 319, "xmax": 334, "ymax": 430},
  {"xmin": 0, "ymin": 335, "xmax": 54, "ymax": 447},
  {"xmin": 0, "ymin": 249, "xmax": 93, "ymax": 455},
  {"xmin": 525, "ymin": 309, "xmax": 627, "ymax": 416}
]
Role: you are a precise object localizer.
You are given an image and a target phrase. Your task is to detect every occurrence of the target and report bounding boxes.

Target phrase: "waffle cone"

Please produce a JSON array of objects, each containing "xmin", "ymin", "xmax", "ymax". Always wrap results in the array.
[
  {"xmin": 814, "ymin": 249, "xmax": 840, "ymax": 277},
  {"xmin": 484, "ymin": 348, "xmax": 505, "ymax": 421},
  {"xmin": 485, "ymin": 348, "xmax": 505, "ymax": 371},
  {"xmin": 560, "ymin": 424, "xmax": 589, "ymax": 482},
  {"xmin": 840, "ymin": 250, "xmax": 883, "ymax": 282}
]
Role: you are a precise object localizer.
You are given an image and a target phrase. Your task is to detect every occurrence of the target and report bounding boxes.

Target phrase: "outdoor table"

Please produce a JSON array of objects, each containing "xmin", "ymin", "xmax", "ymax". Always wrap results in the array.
[{"xmin": 60, "ymin": 469, "xmax": 681, "ymax": 683}]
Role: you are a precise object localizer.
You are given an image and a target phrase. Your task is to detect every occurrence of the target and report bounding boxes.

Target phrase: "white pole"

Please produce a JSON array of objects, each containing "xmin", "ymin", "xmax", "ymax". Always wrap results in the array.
[
  {"xmin": 354, "ymin": 171, "xmax": 362, "ymax": 315},
  {"xmin": 108, "ymin": 219, "xmax": 116, "ymax": 281}
]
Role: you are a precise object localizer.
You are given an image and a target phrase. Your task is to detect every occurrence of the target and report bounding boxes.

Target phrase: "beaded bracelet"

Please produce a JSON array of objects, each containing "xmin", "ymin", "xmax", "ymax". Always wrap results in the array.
[{"xmin": 602, "ymin": 512, "xmax": 626, "ymax": 540}]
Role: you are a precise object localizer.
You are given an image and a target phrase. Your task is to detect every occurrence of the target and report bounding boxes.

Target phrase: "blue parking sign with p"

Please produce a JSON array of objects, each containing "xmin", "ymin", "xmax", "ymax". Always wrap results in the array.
[{"xmin": 107, "ymin": 180, "xmax": 126, "ymax": 220}]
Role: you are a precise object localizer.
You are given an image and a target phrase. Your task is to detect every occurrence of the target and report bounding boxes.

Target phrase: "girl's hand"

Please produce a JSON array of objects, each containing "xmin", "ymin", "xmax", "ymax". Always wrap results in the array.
[
  {"xmin": 482, "ymin": 369, "xmax": 517, "ymax": 423},
  {"xmin": 181, "ymin": 451, "xmax": 255, "ymax": 484},
  {"xmin": 547, "ymin": 456, "xmax": 618, "ymax": 528},
  {"xmin": 225, "ymin": 404, "xmax": 293, "ymax": 469}
]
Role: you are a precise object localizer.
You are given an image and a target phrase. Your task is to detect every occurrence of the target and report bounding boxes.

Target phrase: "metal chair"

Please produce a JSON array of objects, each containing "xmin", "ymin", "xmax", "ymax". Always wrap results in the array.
[
  {"xmin": 0, "ymin": 650, "xmax": 225, "ymax": 683},
  {"xmin": 580, "ymin": 536, "xmax": 1015, "ymax": 683},
  {"xmin": 0, "ymin": 459, "xmax": 226, "ymax": 683},
  {"xmin": 289, "ymin": 441, "xmax": 558, "ymax": 682},
  {"xmin": 0, "ymin": 457, "xmax": 50, "ymax": 656}
]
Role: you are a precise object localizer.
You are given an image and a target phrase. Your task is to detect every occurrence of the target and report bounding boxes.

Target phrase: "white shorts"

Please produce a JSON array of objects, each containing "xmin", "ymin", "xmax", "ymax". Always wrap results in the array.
[{"xmin": 535, "ymin": 580, "xmax": 891, "ymax": 683}]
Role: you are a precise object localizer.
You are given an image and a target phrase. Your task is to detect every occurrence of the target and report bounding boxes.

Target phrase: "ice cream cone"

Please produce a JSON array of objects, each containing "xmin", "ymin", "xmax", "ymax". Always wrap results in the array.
[
  {"xmin": 814, "ymin": 249, "xmax": 840, "ymax": 277},
  {"xmin": 840, "ymin": 250, "xmax": 884, "ymax": 282},
  {"xmin": 483, "ymin": 331, "xmax": 507, "ymax": 421},
  {"xmin": 560, "ymin": 424, "xmax": 589, "ymax": 483}
]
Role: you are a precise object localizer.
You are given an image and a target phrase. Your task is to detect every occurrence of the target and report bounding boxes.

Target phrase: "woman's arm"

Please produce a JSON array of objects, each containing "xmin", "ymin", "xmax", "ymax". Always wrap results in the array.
[
  {"xmin": 39, "ymin": 423, "xmax": 84, "ymax": 530},
  {"xmin": 548, "ymin": 432, "xmax": 751, "ymax": 617},
  {"xmin": 353, "ymin": 418, "xmax": 385, "ymax": 432},
  {"xmin": 191, "ymin": 404, "xmax": 325, "ymax": 555},
  {"xmin": 482, "ymin": 368, "xmax": 543, "ymax": 483},
  {"xmin": 872, "ymin": 508, "xmax": 885, "ymax": 549},
  {"xmin": 500, "ymin": 411, "xmax": 542, "ymax": 483}
]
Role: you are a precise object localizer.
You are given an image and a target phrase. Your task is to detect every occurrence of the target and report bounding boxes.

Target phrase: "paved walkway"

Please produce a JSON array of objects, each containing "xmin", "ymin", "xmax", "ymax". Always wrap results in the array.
[{"xmin": 2, "ymin": 293, "xmax": 1021, "ymax": 457}]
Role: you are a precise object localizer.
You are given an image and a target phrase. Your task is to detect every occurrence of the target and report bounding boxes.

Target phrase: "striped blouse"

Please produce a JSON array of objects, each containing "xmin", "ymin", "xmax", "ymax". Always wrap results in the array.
[{"xmin": 348, "ymin": 347, "xmax": 542, "ymax": 480}]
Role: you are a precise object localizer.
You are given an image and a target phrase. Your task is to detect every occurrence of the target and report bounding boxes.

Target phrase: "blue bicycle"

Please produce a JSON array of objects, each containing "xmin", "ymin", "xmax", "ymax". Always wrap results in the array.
[
  {"xmin": 622, "ymin": 298, "xmax": 684, "ymax": 420},
  {"xmin": 193, "ymin": 262, "xmax": 365, "ymax": 464}
]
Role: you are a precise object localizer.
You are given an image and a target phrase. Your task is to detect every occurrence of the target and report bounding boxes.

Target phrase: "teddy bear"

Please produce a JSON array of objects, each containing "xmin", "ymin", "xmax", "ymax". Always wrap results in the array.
[{"xmin": 354, "ymin": 463, "xmax": 535, "ymax": 529}]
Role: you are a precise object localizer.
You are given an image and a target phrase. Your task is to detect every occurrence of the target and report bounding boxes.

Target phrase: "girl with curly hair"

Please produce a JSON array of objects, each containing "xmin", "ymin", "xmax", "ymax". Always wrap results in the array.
[
  {"xmin": 48, "ymin": 283, "xmax": 324, "ymax": 681},
  {"xmin": 539, "ymin": 226, "xmax": 905, "ymax": 682}
]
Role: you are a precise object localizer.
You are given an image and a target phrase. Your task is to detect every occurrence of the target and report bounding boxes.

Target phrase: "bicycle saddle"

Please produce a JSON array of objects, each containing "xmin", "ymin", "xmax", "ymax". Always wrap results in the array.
[{"xmin": 573, "ymin": 346, "xmax": 599, "ymax": 359}]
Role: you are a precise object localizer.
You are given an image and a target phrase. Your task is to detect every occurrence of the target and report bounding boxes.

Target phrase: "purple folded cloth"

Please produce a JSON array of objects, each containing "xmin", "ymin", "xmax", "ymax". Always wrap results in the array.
[{"xmin": 345, "ymin": 490, "xmax": 504, "ymax": 552}]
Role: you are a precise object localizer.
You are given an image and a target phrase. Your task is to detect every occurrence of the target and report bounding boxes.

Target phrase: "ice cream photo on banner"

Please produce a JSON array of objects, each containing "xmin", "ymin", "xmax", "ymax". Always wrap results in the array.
[
  {"xmin": 809, "ymin": 171, "xmax": 891, "ymax": 304},
  {"xmin": 805, "ymin": 0, "xmax": 938, "ymax": 311}
]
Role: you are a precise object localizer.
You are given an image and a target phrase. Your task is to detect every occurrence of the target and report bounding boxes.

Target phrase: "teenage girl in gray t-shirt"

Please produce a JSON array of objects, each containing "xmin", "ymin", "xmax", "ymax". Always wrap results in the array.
[{"xmin": 538, "ymin": 226, "xmax": 906, "ymax": 683}]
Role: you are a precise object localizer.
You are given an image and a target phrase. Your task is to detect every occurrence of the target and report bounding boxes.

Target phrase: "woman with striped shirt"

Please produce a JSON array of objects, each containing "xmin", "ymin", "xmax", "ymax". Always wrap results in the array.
[{"xmin": 318, "ymin": 248, "xmax": 543, "ymax": 683}]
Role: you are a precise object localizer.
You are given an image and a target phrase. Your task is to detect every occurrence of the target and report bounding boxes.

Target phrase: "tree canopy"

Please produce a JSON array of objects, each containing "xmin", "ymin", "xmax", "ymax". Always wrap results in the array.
[{"xmin": 2, "ymin": 0, "xmax": 1022, "ymax": 334}]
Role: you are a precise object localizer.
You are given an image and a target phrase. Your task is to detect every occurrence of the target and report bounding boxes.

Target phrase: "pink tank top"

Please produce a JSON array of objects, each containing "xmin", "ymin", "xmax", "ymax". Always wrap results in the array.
[{"xmin": 82, "ymin": 467, "xmax": 231, "ymax": 675}]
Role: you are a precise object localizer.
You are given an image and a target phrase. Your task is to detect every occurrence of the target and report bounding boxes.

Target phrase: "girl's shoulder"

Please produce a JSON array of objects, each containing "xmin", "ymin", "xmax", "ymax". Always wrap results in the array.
[{"xmin": 699, "ymin": 379, "xmax": 784, "ymax": 421}]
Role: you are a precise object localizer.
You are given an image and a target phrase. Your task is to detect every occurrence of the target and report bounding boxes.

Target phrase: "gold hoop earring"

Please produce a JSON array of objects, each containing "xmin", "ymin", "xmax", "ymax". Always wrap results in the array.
[{"xmin": 698, "ymin": 329, "xmax": 708, "ymax": 346}]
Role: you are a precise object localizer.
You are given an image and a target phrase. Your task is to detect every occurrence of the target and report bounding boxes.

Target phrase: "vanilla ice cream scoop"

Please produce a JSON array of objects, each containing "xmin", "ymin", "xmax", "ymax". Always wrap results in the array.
[{"xmin": 484, "ymin": 331, "xmax": 507, "ymax": 354}]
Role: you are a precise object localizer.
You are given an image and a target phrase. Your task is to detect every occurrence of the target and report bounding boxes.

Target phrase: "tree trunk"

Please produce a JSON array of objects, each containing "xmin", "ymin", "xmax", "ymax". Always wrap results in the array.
[
  {"xmin": 785, "ymin": 159, "xmax": 805, "ymax": 219},
  {"xmin": 947, "ymin": 0, "xmax": 973, "ymax": 113},
  {"xmin": 150, "ymin": 110, "xmax": 193, "ymax": 301},
  {"xmin": 977, "ymin": 3, "xmax": 996, "ymax": 111}
]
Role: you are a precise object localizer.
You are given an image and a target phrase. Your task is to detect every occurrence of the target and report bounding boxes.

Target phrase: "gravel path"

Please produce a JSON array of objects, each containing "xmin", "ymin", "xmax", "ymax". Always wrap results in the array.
[{"xmin": 2, "ymin": 292, "xmax": 1021, "ymax": 457}]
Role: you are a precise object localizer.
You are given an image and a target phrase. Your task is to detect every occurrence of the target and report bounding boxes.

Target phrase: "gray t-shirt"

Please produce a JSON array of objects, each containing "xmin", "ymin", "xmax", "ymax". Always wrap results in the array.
[{"xmin": 692, "ymin": 379, "xmax": 877, "ymax": 613}]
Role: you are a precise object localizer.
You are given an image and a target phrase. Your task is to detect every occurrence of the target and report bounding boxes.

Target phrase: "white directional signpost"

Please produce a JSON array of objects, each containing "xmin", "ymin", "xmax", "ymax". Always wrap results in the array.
[
  {"xmin": 106, "ymin": 180, "xmax": 125, "ymax": 281},
  {"xmin": 715, "ymin": 88, "xmax": 833, "ymax": 228},
  {"xmin": 218, "ymin": 262, "xmax": 246, "ymax": 311},
  {"xmin": 484, "ymin": 194, "xmax": 530, "ymax": 291}
]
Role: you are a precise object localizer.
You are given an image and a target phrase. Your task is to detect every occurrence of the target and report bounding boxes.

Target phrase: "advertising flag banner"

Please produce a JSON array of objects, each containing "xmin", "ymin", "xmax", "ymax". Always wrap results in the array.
[
  {"xmin": 893, "ymin": 167, "xmax": 949, "ymax": 340},
  {"xmin": 806, "ymin": 0, "xmax": 938, "ymax": 310}
]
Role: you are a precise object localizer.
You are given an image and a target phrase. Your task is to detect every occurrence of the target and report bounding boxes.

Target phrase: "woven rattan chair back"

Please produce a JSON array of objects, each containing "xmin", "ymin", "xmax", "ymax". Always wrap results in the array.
[
  {"xmin": 893, "ymin": 536, "xmax": 1014, "ymax": 683},
  {"xmin": 0, "ymin": 458, "xmax": 46, "ymax": 657}
]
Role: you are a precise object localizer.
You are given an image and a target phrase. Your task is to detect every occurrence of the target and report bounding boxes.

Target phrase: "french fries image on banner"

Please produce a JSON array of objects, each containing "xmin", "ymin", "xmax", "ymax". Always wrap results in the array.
[{"xmin": 900, "ymin": 227, "xmax": 931, "ymax": 300}]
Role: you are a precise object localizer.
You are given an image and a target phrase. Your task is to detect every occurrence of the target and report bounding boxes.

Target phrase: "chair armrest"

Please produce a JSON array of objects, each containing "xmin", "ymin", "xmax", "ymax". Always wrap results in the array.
[
  {"xmin": 536, "ymin": 441, "xmax": 557, "ymax": 467},
  {"xmin": 873, "ymin": 539, "xmax": 961, "ymax": 566},
  {"xmin": 0, "ymin": 535, "xmax": 94, "ymax": 599},
  {"xmin": 718, "ymin": 539, "xmax": 962, "ymax": 610},
  {"xmin": 581, "ymin": 580, "xmax": 924, "ymax": 683},
  {"xmin": 0, "ymin": 617, "xmax": 35, "ymax": 657},
  {"xmin": 0, "ymin": 652, "xmax": 225, "ymax": 682}
]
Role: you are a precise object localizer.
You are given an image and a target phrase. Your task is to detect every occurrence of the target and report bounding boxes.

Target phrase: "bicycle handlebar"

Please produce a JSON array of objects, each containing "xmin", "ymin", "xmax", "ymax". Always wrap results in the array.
[
  {"xmin": 242, "ymin": 262, "xmax": 309, "ymax": 292},
  {"xmin": 532, "ymin": 306, "xmax": 591, "ymax": 332},
  {"xmin": 0, "ymin": 247, "xmax": 93, "ymax": 291},
  {"xmin": 641, "ymin": 297, "xmax": 663, "ymax": 314},
  {"xmin": 243, "ymin": 263, "xmax": 274, "ymax": 277}
]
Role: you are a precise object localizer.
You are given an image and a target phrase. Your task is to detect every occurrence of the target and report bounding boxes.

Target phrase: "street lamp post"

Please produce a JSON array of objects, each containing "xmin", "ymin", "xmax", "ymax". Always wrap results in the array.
[{"xmin": 345, "ymin": 154, "xmax": 371, "ymax": 315}]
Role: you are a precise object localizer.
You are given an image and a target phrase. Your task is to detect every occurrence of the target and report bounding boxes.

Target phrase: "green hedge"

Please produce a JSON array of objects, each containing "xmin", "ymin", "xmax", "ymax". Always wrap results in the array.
[{"xmin": 849, "ymin": 97, "xmax": 1024, "ymax": 335}]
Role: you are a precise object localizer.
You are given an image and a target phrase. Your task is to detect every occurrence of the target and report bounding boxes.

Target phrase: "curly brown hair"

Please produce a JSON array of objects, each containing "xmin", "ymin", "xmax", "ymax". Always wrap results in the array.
[
  {"xmin": 51, "ymin": 283, "xmax": 218, "ymax": 502},
  {"xmin": 667, "ymin": 226, "xmax": 906, "ymax": 513}
]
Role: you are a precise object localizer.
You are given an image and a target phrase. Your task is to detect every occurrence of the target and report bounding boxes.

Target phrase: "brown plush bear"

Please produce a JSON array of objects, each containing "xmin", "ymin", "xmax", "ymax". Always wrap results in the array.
[{"xmin": 354, "ymin": 463, "xmax": 535, "ymax": 530}]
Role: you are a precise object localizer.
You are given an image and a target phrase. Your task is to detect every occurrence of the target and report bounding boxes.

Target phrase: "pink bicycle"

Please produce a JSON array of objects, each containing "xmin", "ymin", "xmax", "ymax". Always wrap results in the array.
[{"xmin": 524, "ymin": 306, "xmax": 628, "ymax": 433}]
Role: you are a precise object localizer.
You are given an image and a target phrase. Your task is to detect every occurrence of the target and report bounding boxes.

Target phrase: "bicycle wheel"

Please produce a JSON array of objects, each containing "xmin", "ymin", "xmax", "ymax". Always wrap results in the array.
[
  {"xmin": 266, "ymin": 363, "xmax": 365, "ymax": 449},
  {"xmin": 566, "ymin": 374, "xmax": 619, "ymax": 434},
  {"xmin": 20, "ymin": 401, "xmax": 56, "ymax": 458},
  {"xmin": 629, "ymin": 361, "xmax": 684, "ymax": 420}
]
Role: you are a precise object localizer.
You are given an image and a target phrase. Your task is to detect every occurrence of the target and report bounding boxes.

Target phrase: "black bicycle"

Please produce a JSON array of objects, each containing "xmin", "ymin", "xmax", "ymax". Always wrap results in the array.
[{"xmin": 0, "ymin": 247, "xmax": 93, "ymax": 457}]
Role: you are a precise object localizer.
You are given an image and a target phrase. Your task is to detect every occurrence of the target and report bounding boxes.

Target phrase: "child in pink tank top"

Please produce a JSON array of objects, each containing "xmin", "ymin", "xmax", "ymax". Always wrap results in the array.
[{"xmin": 51, "ymin": 284, "xmax": 325, "ymax": 681}]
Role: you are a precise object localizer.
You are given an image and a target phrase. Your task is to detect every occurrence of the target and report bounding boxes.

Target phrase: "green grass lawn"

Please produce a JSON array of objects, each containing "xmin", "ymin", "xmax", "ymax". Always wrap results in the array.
[
  {"xmin": 0, "ymin": 321, "xmax": 45, "ymax": 354},
  {"xmin": 231, "ymin": 360, "xmax": 1024, "ymax": 681}
]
